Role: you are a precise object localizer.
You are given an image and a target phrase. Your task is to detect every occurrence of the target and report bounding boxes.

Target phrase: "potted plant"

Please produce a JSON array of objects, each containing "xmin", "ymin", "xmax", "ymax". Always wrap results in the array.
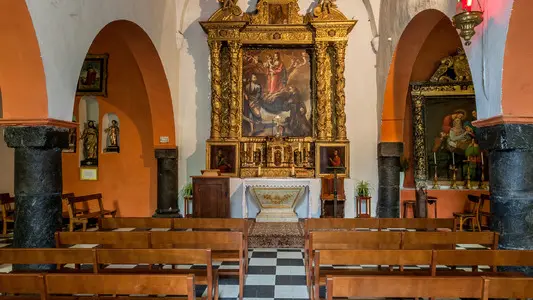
[
  {"xmin": 399, "ymin": 155, "xmax": 410, "ymax": 188},
  {"xmin": 355, "ymin": 180, "xmax": 373, "ymax": 217},
  {"xmin": 180, "ymin": 182, "xmax": 193, "ymax": 217}
]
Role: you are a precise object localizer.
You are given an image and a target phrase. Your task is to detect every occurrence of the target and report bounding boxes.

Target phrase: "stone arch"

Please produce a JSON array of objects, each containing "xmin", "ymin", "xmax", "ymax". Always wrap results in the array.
[
  {"xmin": 501, "ymin": 0, "xmax": 533, "ymax": 120},
  {"xmin": 380, "ymin": 9, "xmax": 452, "ymax": 143},
  {"xmin": 0, "ymin": 0, "xmax": 48, "ymax": 120}
]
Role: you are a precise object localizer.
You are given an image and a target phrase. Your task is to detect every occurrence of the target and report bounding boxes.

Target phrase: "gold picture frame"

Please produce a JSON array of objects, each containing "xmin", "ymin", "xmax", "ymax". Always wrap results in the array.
[
  {"xmin": 80, "ymin": 166, "xmax": 98, "ymax": 181},
  {"xmin": 206, "ymin": 141, "xmax": 240, "ymax": 177},
  {"xmin": 76, "ymin": 54, "xmax": 109, "ymax": 97},
  {"xmin": 315, "ymin": 142, "xmax": 349, "ymax": 177}
]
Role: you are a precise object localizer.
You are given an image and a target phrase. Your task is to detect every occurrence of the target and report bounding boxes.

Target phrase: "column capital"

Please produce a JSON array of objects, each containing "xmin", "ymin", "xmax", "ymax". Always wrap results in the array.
[
  {"xmin": 478, "ymin": 123, "xmax": 533, "ymax": 151},
  {"xmin": 378, "ymin": 142, "xmax": 403, "ymax": 157},
  {"xmin": 4, "ymin": 126, "xmax": 69, "ymax": 149}
]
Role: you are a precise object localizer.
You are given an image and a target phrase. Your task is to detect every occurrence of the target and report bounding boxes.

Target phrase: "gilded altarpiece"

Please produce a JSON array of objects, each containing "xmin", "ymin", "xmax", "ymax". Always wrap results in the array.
[{"xmin": 201, "ymin": 0, "xmax": 356, "ymax": 178}]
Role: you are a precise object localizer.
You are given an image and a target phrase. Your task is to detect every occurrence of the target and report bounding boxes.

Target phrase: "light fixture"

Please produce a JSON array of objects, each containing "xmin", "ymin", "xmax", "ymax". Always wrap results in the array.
[{"xmin": 453, "ymin": 0, "xmax": 483, "ymax": 46}]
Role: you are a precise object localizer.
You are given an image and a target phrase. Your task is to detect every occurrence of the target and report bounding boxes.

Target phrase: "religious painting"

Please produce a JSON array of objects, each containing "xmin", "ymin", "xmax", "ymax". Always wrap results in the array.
[
  {"xmin": 269, "ymin": 4, "xmax": 289, "ymax": 24},
  {"xmin": 76, "ymin": 54, "xmax": 109, "ymax": 97},
  {"xmin": 425, "ymin": 97, "xmax": 487, "ymax": 182},
  {"xmin": 316, "ymin": 143, "xmax": 349, "ymax": 177},
  {"xmin": 206, "ymin": 141, "xmax": 240, "ymax": 177},
  {"xmin": 242, "ymin": 48, "xmax": 313, "ymax": 137}
]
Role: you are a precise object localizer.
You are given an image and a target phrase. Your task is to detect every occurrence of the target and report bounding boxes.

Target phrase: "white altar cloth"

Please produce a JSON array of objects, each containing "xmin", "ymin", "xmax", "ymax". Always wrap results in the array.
[{"xmin": 238, "ymin": 178, "xmax": 321, "ymax": 219}]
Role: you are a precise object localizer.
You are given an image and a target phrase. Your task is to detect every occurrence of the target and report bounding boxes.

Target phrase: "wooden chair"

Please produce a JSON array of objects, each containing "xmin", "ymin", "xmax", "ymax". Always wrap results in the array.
[
  {"xmin": 0, "ymin": 193, "xmax": 15, "ymax": 235},
  {"xmin": 482, "ymin": 277, "xmax": 533, "ymax": 300},
  {"xmin": 99, "ymin": 217, "xmax": 173, "ymax": 230},
  {"xmin": 313, "ymin": 249, "xmax": 432, "ymax": 300},
  {"xmin": 97, "ymin": 248, "xmax": 218, "ymax": 300},
  {"xmin": 0, "ymin": 273, "xmax": 46, "ymax": 300},
  {"xmin": 479, "ymin": 193, "xmax": 492, "ymax": 229},
  {"xmin": 66, "ymin": 193, "xmax": 116, "ymax": 232},
  {"xmin": 326, "ymin": 275, "xmax": 484, "ymax": 300},
  {"xmin": 45, "ymin": 273, "xmax": 195, "ymax": 299},
  {"xmin": 150, "ymin": 231, "xmax": 245, "ymax": 300},
  {"xmin": 0, "ymin": 248, "xmax": 97, "ymax": 272},
  {"xmin": 453, "ymin": 194, "xmax": 482, "ymax": 231},
  {"xmin": 55, "ymin": 231, "xmax": 151, "ymax": 249}
]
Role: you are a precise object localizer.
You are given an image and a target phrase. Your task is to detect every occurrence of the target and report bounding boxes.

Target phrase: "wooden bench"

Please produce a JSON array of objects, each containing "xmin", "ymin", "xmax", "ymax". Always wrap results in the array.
[
  {"xmin": 151, "ymin": 231, "xmax": 245, "ymax": 300},
  {"xmin": 65, "ymin": 193, "xmax": 116, "ymax": 232},
  {"xmin": 313, "ymin": 249, "xmax": 432, "ymax": 300},
  {"xmin": 433, "ymin": 249, "xmax": 533, "ymax": 275},
  {"xmin": 55, "ymin": 231, "xmax": 151, "ymax": 249},
  {"xmin": 0, "ymin": 193, "xmax": 14, "ymax": 235},
  {"xmin": 97, "ymin": 248, "xmax": 218, "ymax": 300},
  {"xmin": 378, "ymin": 217, "xmax": 456, "ymax": 231},
  {"xmin": 482, "ymin": 277, "xmax": 533, "ymax": 300},
  {"xmin": 45, "ymin": 273, "xmax": 195, "ymax": 299},
  {"xmin": 98, "ymin": 217, "xmax": 173, "ymax": 230},
  {"xmin": 0, "ymin": 248, "xmax": 97, "ymax": 272},
  {"xmin": 326, "ymin": 275, "xmax": 483, "ymax": 300},
  {"xmin": 0, "ymin": 273, "xmax": 45, "ymax": 300},
  {"xmin": 402, "ymin": 231, "xmax": 499, "ymax": 250}
]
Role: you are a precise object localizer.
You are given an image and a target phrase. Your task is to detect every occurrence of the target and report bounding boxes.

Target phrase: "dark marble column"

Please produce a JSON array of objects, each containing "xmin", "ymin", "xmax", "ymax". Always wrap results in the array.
[
  {"xmin": 4, "ymin": 126, "xmax": 69, "ymax": 271},
  {"xmin": 478, "ymin": 123, "xmax": 533, "ymax": 276},
  {"xmin": 377, "ymin": 142, "xmax": 403, "ymax": 218},
  {"xmin": 153, "ymin": 148, "xmax": 181, "ymax": 217}
]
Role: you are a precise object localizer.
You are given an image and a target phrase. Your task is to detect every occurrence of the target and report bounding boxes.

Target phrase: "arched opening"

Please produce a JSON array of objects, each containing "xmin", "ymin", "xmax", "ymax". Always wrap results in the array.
[
  {"xmin": 381, "ymin": 9, "xmax": 485, "ymax": 218},
  {"xmin": 501, "ymin": 0, "xmax": 533, "ymax": 119},
  {"xmin": 62, "ymin": 20, "xmax": 176, "ymax": 217}
]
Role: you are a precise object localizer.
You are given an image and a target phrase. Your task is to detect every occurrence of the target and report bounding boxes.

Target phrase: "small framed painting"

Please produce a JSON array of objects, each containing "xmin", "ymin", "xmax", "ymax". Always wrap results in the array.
[
  {"xmin": 206, "ymin": 141, "xmax": 240, "ymax": 177},
  {"xmin": 76, "ymin": 54, "xmax": 109, "ymax": 97},
  {"xmin": 315, "ymin": 142, "xmax": 350, "ymax": 177}
]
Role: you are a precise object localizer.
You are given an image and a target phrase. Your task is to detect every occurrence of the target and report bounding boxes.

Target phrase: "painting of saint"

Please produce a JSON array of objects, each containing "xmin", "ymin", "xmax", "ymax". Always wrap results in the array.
[
  {"xmin": 209, "ymin": 144, "xmax": 237, "ymax": 175},
  {"xmin": 269, "ymin": 4, "xmax": 289, "ymax": 24},
  {"xmin": 77, "ymin": 54, "xmax": 109, "ymax": 96},
  {"xmin": 425, "ymin": 98, "xmax": 487, "ymax": 181},
  {"xmin": 318, "ymin": 145, "xmax": 347, "ymax": 176},
  {"xmin": 242, "ymin": 49, "xmax": 312, "ymax": 137}
]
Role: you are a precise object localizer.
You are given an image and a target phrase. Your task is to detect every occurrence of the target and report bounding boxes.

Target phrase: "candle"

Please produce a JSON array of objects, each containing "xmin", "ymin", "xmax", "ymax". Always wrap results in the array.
[
  {"xmin": 452, "ymin": 152, "xmax": 455, "ymax": 165},
  {"xmin": 433, "ymin": 152, "xmax": 437, "ymax": 165},
  {"xmin": 253, "ymin": 143, "xmax": 256, "ymax": 152},
  {"xmin": 299, "ymin": 143, "xmax": 302, "ymax": 152},
  {"xmin": 307, "ymin": 143, "xmax": 311, "ymax": 152},
  {"xmin": 244, "ymin": 143, "xmax": 247, "ymax": 153},
  {"xmin": 481, "ymin": 152, "xmax": 484, "ymax": 165},
  {"xmin": 258, "ymin": 166, "xmax": 261, "ymax": 176},
  {"xmin": 291, "ymin": 164, "xmax": 295, "ymax": 176}
]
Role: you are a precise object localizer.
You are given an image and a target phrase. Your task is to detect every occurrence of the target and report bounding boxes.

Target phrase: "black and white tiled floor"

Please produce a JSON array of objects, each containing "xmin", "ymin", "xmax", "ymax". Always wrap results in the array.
[{"xmin": 0, "ymin": 230, "xmax": 490, "ymax": 300}]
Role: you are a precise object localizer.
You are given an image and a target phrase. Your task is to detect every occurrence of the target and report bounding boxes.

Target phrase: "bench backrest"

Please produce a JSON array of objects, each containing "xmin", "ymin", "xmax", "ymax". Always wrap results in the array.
[
  {"xmin": 67, "ymin": 193, "xmax": 104, "ymax": 213},
  {"xmin": 434, "ymin": 250, "xmax": 533, "ymax": 269},
  {"xmin": 483, "ymin": 277, "xmax": 533, "ymax": 300},
  {"xmin": 172, "ymin": 218, "xmax": 247, "ymax": 231},
  {"xmin": 304, "ymin": 218, "xmax": 380, "ymax": 234},
  {"xmin": 55, "ymin": 232, "xmax": 151, "ymax": 249},
  {"xmin": 0, "ymin": 248, "xmax": 96, "ymax": 266},
  {"xmin": 402, "ymin": 231, "xmax": 498, "ymax": 249},
  {"xmin": 150, "ymin": 231, "xmax": 243, "ymax": 251},
  {"xmin": 326, "ymin": 275, "xmax": 483, "ymax": 299},
  {"xmin": 0, "ymin": 274, "xmax": 45, "ymax": 299},
  {"xmin": 309, "ymin": 231, "xmax": 402, "ymax": 250},
  {"xmin": 378, "ymin": 218, "xmax": 456, "ymax": 231},
  {"xmin": 45, "ymin": 273, "xmax": 195, "ymax": 299},
  {"xmin": 99, "ymin": 217, "xmax": 173, "ymax": 229},
  {"xmin": 96, "ymin": 248, "xmax": 212, "ymax": 266},
  {"xmin": 315, "ymin": 249, "xmax": 433, "ymax": 266}
]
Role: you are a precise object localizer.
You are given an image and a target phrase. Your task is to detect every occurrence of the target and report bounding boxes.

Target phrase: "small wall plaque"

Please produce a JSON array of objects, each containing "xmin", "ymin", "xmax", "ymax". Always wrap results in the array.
[{"xmin": 80, "ymin": 167, "xmax": 98, "ymax": 181}]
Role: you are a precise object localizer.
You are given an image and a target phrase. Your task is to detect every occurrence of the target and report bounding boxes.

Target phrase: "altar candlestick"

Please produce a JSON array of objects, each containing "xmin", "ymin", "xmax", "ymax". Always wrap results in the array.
[
  {"xmin": 307, "ymin": 143, "xmax": 310, "ymax": 152},
  {"xmin": 244, "ymin": 143, "xmax": 247, "ymax": 152},
  {"xmin": 433, "ymin": 152, "xmax": 437, "ymax": 165},
  {"xmin": 452, "ymin": 152, "xmax": 455, "ymax": 165},
  {"xmin": 258, "ymin": 166, "xmax": 262, "ymax": 177},
  {"xmin": 291, "ymin": 164, "xmax": 295, "ymax": 176},
  {"xmin": 299, "ymin": 143, "xmax": 302, "ymax": 152},
  {"xmin": 481, "ymin": 152, "xmax": 484, "ymax": 165},
  {"xmin": 253, "ymin": 143, "xmax": 256, "ymax": 152}
]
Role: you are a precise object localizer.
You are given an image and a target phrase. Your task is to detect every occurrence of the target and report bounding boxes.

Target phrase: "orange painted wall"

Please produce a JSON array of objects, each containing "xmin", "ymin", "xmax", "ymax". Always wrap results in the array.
[
  {"xmin": 400, "ymin": 189, "xmax": 490, "ymax": 218},
  {"xmin": 501, "ymin": 0, "xmax": 533, "ymax": 117},
  {"xmin": 62, "ymin": 31, "xmax": 157, "ymax": 217}
]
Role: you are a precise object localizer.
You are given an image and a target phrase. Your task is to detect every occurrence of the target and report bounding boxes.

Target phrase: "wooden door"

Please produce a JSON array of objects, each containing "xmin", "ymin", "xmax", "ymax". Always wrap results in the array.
[{"xmin": 192, "ymin": 177, "xmax": 230, "ymax": 218}]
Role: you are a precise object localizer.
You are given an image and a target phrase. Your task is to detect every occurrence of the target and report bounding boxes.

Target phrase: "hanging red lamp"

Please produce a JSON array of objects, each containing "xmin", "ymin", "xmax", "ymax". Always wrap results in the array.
[{"xmin": 453, "ymin": 0, "xmax": 483, "ymax": 46}]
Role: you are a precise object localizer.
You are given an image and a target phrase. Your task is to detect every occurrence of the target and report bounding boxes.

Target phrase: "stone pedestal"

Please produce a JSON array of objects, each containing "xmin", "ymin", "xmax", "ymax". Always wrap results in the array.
[
  {"xmin": 377, "ymin": 142, "xmax": 403, "ymax": 218},
  {"xmin": 4, "ymin": 126, "xmax": 69, "ymax": 271},
  {"xmin": 479, "ymin": 123, "xmax": 533, "ymax": 276},
  {"xmin": 250, "ymin": 186, "xmax": 303, "ymax": 222},
  {"xmin": 153, "ymin": 148, "xmax": 181, "ymax": 217}
]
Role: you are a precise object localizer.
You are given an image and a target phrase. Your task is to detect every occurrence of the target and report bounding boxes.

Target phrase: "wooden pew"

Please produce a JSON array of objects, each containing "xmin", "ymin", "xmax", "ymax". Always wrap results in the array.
[
  {"xmin": 0, "ymin": 248, "xmax": 96, "ymax": 272},
  {"xmin": 326, "ymin": 275, "xmax": 483, "ymax": 300},
  {"xmin": 96, "ymin": 248, "xmax": 218, "ymax": 300},
  {"xmin": 313, "ymin": 249, "xmax": 432, "ymax": 300},
  {"xmin": 45, "ymin": 273, "xmax": 195, "ymax": 300},
  {"xmin": 482, "ymin": 277, "xmax": 533, "ymax": 300},
  {"xmin": 65, "ymin": 193, "xmax": 116, "ymax": 232},
  {"xmin": 0, "ymin": 273, "xmax": 46, "ymax": 300},
  {"xmin": 55, "ymin": 231, "xmax": 151, "ymax": 249},
  {"xmin": 402, "ymin": 231, "xmax": 499, "ymax": 250},
  {"xmin": 98, "ymin": 217, "xmax": 173, "ymax": 230},
  {"xmin": 378, "ymin": 218, "xmax": 456, "ymax": 231},
  {"xmin": 0, "ymin": 193, "xmax": 14, "ymax": 235},
  {"xmin": 433, "ymin": 249, "xmax": 533, "ymax": 275},
  {"xmin": 151, "ymin": 231, "xmax": 244, "ymax": 300}
]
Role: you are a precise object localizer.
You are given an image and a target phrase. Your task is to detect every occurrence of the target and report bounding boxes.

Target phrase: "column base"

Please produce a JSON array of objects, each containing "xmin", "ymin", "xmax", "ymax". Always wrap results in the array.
[{"xmin": 152, "ymin": 209, "xmax": 182, "ymax": 218}]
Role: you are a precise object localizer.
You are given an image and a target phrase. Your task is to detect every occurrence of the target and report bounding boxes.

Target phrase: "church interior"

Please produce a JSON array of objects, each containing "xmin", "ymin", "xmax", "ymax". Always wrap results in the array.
[{"xmin": 1, "ymin": 0, "xmax": 533, "ymax": 299}]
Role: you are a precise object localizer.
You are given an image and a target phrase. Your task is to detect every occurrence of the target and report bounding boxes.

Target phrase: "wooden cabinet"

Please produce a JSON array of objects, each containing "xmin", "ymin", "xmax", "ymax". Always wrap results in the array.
[{"xmin": 192, "ymin": 176, "xmax": 230, "ymax": 218}]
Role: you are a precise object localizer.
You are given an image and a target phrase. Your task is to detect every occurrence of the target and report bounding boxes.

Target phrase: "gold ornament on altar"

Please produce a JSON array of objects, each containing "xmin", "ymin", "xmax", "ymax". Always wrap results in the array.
[
  {"xmin": 201, "ymin": 0, "xmax": 355, "ymax": 178},
  {"xmin": 104, "ymin": 120, "xmax": 120, "ymax": 153}
]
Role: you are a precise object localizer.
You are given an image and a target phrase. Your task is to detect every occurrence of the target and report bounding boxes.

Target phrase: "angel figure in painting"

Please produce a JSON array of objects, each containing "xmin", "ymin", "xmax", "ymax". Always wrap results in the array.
[
  {"xmin": 80, "ymin": 121, "xmax": 98, "ymax": 165},
  {"xmin": 104, "ymin": 120, "xmax": 120, "ymax": 153}
]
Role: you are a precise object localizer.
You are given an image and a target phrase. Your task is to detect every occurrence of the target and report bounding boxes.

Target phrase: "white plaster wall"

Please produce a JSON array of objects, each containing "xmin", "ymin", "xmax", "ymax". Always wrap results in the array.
[
  {"xmin": 177, "ymin": 0, "xmax": 382, "ymax": 216},
  {"xmin": 376, "ymin": 0, "xmax": 514, "ymax": 134},
  {"xmin": 25, "ymin": 0, "xmax": 180, "ymax": 127}
]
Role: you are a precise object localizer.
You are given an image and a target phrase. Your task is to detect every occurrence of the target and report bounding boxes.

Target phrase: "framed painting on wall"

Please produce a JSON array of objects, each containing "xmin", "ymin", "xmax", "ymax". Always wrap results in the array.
[
  {"xmin": 76, "ymin": 54, "xmax": 109, "ymax": 97},
  {"xmin": 315, "ymin": 142, "xmax": 350, "ymax": 177},
  {"xmin": 242, "ymin": 48, "xmax": 313, "ymax": 138},
  {"xmin": 206, "ymin": 141, "xmax": 240, "ymax": 177}
]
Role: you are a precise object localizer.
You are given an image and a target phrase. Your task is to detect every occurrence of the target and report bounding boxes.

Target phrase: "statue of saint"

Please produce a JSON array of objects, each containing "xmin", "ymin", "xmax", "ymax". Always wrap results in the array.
[
  {"xmin": 80, "ymin": 121, "xmax": 98, "ymax": 164},
  {"xmin": 104, "ymin": 120, "xmax": 120, "ymax": 151}
]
